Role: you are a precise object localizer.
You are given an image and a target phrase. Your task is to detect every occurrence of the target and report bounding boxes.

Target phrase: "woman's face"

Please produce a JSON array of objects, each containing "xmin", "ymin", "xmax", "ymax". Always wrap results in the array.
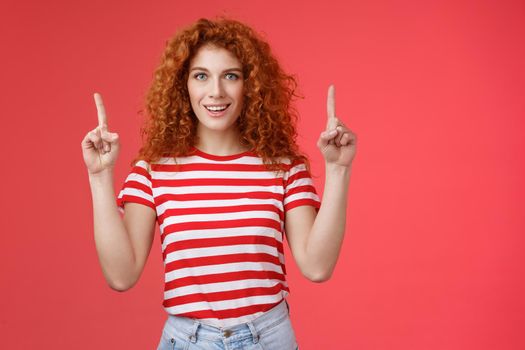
[{"xmin": 187, "ymin": 45, "xmax": 244, "ymax": 136}]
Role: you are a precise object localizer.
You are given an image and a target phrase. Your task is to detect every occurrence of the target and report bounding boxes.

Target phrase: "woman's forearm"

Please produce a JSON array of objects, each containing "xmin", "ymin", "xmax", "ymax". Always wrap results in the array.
[
  {"xmin": 305, "ymin": 163, "xmax": 351, "ymax": 280},
  {"xmin": 89, "ymin": 169, "xmax": 137, "ymax": 291}
]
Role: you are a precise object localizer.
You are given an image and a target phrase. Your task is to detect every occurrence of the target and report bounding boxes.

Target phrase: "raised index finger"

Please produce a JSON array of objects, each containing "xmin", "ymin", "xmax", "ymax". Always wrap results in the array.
[
  {"xmin": 93, "ymin": 92, "xmax": 107, "ymax": 127},
  {"xmin": 326, "ymin": 84, "xmax": 337, "ymax": 129}
]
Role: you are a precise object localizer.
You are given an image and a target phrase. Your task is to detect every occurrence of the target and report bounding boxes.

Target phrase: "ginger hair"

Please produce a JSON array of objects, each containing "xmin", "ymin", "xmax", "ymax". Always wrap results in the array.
[{"xmin": 134, "ymin": 17, "xmax": 309, "ymax": 172}]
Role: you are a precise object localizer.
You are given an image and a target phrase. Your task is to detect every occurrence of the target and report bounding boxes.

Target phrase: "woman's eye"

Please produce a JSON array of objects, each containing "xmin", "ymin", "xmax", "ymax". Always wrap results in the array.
[
  {"xmin": 194, "ymin": 73, "xmax": 207, "ymax": 80},
  {"xmin": 225, "ymin": 73, "xmax": 239, "ymax": 80}
]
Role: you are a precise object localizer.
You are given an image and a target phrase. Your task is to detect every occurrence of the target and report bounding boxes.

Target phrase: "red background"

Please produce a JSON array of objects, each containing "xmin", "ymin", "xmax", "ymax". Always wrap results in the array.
[{"xmin": 1, "ymin": 0, "xmax": 524, "ymax": 349}]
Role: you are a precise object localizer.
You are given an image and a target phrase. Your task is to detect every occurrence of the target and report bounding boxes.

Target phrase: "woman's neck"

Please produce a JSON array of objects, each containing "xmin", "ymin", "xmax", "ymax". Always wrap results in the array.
[{"xmin": 195, "ymin": 127, "xmax": 249, "ymax": 156}]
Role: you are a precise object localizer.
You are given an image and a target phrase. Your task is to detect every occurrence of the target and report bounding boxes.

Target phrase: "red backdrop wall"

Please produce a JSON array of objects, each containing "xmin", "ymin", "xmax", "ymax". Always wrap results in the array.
[{"xmin": 1, "ymin": 0, "xmax": 524, "ymax": 349}]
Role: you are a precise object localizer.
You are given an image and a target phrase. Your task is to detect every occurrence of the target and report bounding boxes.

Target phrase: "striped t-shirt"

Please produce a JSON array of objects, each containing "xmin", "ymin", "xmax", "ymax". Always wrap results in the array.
[{"xmin": 117, "ymin": 147, "xmax": 321, "ymax": 327}]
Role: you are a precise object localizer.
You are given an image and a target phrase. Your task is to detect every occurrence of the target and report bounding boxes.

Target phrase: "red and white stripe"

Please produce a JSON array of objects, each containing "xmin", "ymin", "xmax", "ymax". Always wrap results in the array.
[{"xmin": 117, "ymin": 149, "xmax": 320, "ymax": 327}]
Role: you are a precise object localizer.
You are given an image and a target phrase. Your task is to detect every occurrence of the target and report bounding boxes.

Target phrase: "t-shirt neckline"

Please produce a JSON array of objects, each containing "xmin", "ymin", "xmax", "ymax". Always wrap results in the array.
[{"xmin": 190, "ymin": 146, "xmax": 254, "ymax": 161}]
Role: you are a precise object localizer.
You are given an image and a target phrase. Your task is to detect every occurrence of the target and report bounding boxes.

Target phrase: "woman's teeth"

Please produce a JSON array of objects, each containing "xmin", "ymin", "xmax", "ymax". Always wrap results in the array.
[{"xmin": 205, "ymin": 105, "xmax": 228, "ymax": 111}]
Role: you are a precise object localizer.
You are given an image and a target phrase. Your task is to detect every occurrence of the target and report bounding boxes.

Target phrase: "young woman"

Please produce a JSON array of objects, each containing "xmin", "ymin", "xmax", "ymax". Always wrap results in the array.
[{"xmin": 82, "ymin": 18, "xmax": 356, "ymax": 350}]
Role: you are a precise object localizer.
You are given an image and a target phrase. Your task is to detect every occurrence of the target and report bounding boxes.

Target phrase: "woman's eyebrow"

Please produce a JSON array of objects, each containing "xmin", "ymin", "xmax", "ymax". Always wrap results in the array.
[{"xmin": 189, "ymin": 67, "xmax": 243, "ymax": 73}]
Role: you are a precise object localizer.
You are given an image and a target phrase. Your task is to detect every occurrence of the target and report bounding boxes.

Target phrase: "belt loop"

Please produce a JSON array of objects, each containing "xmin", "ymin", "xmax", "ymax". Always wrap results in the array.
[
  {"xmin": 189, "ymin": 320, "xmax": 200, "ymax": 343},
  {"xmin": 247, "ymin": 321, "xmax": 260, "ymax": 344}
]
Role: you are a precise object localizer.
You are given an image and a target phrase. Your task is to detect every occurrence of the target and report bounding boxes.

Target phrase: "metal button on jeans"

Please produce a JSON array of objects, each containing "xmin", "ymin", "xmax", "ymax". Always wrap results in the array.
[{"xmin": 223, "ymin": 329, "xmax": 232, "ymax": 337}]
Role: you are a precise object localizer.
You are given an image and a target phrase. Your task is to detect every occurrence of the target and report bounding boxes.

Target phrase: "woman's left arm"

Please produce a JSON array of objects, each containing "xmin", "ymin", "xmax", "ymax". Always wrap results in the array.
[{"xmin": 285, "ymin": 85, "xmax": 357, "ymax": 282}]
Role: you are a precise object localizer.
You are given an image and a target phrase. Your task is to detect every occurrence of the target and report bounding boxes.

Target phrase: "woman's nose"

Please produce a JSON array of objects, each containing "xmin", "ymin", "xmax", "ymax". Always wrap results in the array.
[{"xmin": 208, "ymin": 78, "xmax": 225, "ymax": 99}]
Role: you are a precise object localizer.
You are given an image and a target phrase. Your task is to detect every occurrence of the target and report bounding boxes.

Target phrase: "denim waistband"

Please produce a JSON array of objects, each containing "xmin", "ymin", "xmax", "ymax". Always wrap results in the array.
[{"xmin": 164, "ymin": 300, "xmax": 290, "ymax": 344}]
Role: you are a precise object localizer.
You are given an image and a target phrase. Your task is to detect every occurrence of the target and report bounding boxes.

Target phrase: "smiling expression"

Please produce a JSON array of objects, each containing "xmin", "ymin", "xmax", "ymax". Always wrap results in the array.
[{"xmin": 187, "ymin": 45, "xmax": 244, "ymax": 137}]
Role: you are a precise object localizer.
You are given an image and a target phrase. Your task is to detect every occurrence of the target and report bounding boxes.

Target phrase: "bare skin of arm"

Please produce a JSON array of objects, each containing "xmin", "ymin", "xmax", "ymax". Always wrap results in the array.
[
  {"xmin": 285, "ymin": 85, "xmax": 357, "ymax": 282},
  {"xmin": 82, "ymin": 93, "xmax": 156, "ymax": 291}
]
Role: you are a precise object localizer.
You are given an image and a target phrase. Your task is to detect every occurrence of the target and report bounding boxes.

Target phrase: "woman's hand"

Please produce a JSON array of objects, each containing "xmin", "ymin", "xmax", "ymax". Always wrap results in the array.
[
  {"xmin": 317, "ymin": 85, "xmax": 357, "ymax": 168},
  {"xmin": 81, "ymin": 93, "xmax": 120, "ymax": 175}
]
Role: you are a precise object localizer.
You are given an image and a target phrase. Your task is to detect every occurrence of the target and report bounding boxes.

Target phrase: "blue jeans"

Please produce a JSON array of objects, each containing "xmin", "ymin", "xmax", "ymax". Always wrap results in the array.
[{"xmin": 156, "ymin": 300, "xmax": 299, "ymax": 350}]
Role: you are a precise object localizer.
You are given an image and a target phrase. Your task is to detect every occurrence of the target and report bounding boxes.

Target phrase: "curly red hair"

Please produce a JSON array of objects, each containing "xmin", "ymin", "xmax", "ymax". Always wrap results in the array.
[{"xmin": 135, "ymin": 17, "xmax": 309, "ymax": 171}]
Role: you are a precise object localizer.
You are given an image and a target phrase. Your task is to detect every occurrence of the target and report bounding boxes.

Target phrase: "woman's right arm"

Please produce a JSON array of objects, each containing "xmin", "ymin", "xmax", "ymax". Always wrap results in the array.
[{"xmin": 82, "ymin": 93, "xmax": 156, "ymax": 292}]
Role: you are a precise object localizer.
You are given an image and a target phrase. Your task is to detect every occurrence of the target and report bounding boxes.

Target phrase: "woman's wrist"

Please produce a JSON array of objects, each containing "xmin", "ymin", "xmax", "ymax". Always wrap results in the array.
[
  {"xmin": 88, "ymin": 168, "xmax": 114, "ymax": 184},
  {"xmin": 325, "ymin": 162, "xmax": 352, "ymax": 178}
]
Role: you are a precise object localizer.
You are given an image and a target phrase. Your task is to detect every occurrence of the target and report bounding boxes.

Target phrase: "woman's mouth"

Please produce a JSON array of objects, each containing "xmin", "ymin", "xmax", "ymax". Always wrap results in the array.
[{"xmin": 204, "ymin": 104, "xmax": 230, "ymax": 117}]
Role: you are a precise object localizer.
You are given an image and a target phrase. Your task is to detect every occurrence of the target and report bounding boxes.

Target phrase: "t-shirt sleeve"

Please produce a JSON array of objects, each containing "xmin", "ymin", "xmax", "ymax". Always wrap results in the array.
[
  {"xmin": 116, "ymin": 160, "xmax": 156, "ymax": 211},
  {"xmin": 283, "ymin": 160, "xmax": 321, "ymax": 212}
]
